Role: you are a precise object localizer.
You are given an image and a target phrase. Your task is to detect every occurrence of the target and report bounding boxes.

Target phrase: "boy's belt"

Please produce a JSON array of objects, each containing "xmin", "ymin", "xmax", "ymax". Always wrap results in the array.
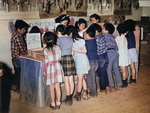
[{"xmin": 108, "ymin": 48, "xmax": 115, "ymax": 50}]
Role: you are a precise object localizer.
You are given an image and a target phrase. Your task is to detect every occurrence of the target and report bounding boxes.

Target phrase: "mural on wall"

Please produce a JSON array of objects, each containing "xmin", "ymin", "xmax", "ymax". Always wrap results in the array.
[
  {"xmin": 114, "ymin": 0, "xmax": 139, "ymax": 15},
  {"xmin": 87, "ymin": 0, "xmax": 113, "ymax": 16}
]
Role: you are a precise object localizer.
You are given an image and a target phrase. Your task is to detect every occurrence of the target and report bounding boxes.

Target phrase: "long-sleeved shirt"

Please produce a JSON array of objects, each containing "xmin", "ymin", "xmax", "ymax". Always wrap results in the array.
[
  {"xmin": 103, "ymin": 33, "xmax": 118, "ymax": 51},
  {"xmin": 95, "ymin": 33, "xmax": 108, "ymax": 55},
  {"xmin": 11, "ymin": 32, "xmax": 27, "ymax": 59}
]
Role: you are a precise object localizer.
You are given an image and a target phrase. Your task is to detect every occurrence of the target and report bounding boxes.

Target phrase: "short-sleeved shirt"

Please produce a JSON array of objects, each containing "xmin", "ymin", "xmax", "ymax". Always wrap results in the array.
[
  {"xmin": 57, "ymin": 36, "xmax": 73, "ymax": 56},
  {"xmin": 11, "ymin": 32, "xmax": 27, "ymax": 59},
  {"xmin": 126, "ymin": 31, "xmax": 136, "ymax": 49},
  {"xmin": 85, "ymin": 39, "xmax": 97, "ymax": 61}
]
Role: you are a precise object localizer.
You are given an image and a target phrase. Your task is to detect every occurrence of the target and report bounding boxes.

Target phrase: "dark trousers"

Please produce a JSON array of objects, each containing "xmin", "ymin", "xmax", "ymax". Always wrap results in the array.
[
  {"xmin": 12, "ymin": 59, "xmax": 21, "ymax": 90},
  {"xmin": 97, "ymin": 53, "xmax": 109, "ymax": 90}
]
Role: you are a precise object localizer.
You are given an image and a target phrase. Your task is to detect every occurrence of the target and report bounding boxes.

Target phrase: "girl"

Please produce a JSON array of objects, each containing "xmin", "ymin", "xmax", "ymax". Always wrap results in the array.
[
  {"xmin": 73, "ymin": 19, "xmax": 90, "ymax": 100},
  {"xmin": 42, "ymin": 32, "xmax": 64, "ymax": 110},
  {"xmin": 116, "ymin": 23, "xmax": 131, "ymax": 87},
  {"xmin": 124, "ymin": 19, "xmax": 138, "ymax": 84},
  {"xmin": 56, "ymin": 25, "xmax": 76, "ymax": 106},
  {"xmin": 54, "ymin": 14, "xmax": 70, "ymax": 29},
  {"xmin": 75, "ymin": 18, "xmax": 87, "ymax": 37}
]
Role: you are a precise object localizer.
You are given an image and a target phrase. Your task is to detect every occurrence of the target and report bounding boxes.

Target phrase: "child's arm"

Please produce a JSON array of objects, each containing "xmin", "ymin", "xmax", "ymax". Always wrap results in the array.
[
  {"xmin": 72, "ymin": 47, "xmax": 87, "ymax": 53},
  {"xmin": 79, "ymin": 27, "xmax": 88, "ymax": 33}
]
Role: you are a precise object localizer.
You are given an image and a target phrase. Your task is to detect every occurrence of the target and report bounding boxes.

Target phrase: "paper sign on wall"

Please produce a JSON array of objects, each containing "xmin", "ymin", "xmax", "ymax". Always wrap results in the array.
[{"xmin": 26, "ymin": 33, "xmax": 41, "ymax": 50}]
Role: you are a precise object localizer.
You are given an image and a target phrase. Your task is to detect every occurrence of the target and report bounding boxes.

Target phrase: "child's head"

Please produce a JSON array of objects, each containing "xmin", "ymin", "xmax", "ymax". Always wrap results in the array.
[
  {"xmin": 43, "ymin": 32, "xmax": 55, "ymax": 50},
  {"xmin": 85, "ymin": 26, "xmax": 95, "ymax": 39},
  {"xmin": 90, "ymin": 23, "xmax": 102, "ymax": 35},
  {"xmin": 103, "ymin": 23, "xmax": 115, "ymax": 34},
  {"xmin": 15, "ymin": 19, "xmax": 30, "ymax": 35},
  {"xmin": 124, "ymin": 19, "xmax": 135, "ymax": 32},
  {"xmin": 55, "ymin": 14, "xmax": 70, "ymax": 26},
  {"xmin": 90, "ymin": 14, "xmax": 100, "ymax": 23},
  {"xmin": 75, "ymin": 18, "xmax": 87, "ymax": 31},
  {"xmin": 56, "ymin": 24, "xmax": 66, "ymax": 37},
  {"xmin": 117, "ymin": 23, "xmax": 126, "ymax": 36},
  {"xmin": 30, "ymin": 26, "xmax": 41, "ymax": 34}
]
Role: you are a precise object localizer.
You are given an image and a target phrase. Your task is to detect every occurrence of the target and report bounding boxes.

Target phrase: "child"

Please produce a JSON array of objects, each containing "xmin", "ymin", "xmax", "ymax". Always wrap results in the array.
[
  {"xmin": 103, "ymin": 23, "xmax": 123, "ymax": 92},
  {"xmin": 116, "ymin": 23, "xmax": 131, "ymax": 87},
  {"xmin": 91, "ymin": 24, "xmax": 110, "ymax": 94},
  {"xmin": 42, "ymin": 32, "xmax": 64, "ymax": 110},
  {"xmin": 84, "ymin": 26, "xmax": 98, "ymax": 97},
  {"xmin": 90, "ymin": 13, "xmax": 104, "ymax": 30},
  {"xmin": 75, "ymin": 18, "xmax": 88, "ymax": 37},
  {"xmin": 90, "ymin": 13, "xmax": 100, "ymax": 24},
  {"xmin": 11, "ymin": 19, "xmax": 29, "ymax": 92},
  {"xmin": 55, "ymin": 14, "xmax": 70, "ymax": 28},
  {"xmin": 72, "ymin": 24, "xmax": 90, "ymax": 101},
  {"xmin": 124, "ymin": 19, "xmax": 138, "ymax": 84},
  {"xmin": 56, "ymin": 25, "xmax": 76, "ymax": 106}
]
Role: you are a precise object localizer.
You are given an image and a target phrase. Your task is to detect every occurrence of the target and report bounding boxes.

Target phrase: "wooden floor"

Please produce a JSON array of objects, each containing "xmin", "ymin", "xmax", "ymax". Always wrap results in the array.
[{"xmin": 9, "ymin": 64, "xmax": 150, "ymax": 113}]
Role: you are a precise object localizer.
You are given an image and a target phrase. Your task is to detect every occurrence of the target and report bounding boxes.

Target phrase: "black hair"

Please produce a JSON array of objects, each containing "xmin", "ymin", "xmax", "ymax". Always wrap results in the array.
[
  {"xmin": 103, "ymin": 23, "xmax": 115, "ymax": 34},
  {"xmin": 117, "ymin": 23, "xmax": 126, "ymax": 35},
  {"xmin": 90, "ymin": 23, "xmax": 102, "ymax": 32},
  {"xmin": 86, "ymin": 26, "xmax": 95, "ymax": 38},
  {"xmin": 90, "ymin": 13, "xmax": 100, "ymax": 22},
  {"xmin": 56, "ymin": 24, "xmax": 82, "ymax": 42},
  {"xmin": 43, "ymin": 32, "xmax": 55, "ymax": 50},
  {"xmin": 15, "ymin": 19, "xmax": 30, "ymax": 30},
  {"xmin": 124, "ymin": 19, "xmax": 135, "ymax": 32},
  {"xmin": 56, "ymin": 24, "xmax": 66, "ymax": 35},
  {"xmin": 75, "ymin": 18, "xmax": 87, "ymax": 31},
  {"xmin": 30, "ymin": 26, "xmax": 41, "ymax": 34},
  {"xmin": 55, "ymin": 14, "xmax": 70, "ymax": 25}
]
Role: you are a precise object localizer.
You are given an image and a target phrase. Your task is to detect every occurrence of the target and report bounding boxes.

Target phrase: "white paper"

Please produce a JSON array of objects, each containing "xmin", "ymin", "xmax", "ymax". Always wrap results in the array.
[{"xmin": 26, "ymin": 33, "xmax": 41, "ymax": 50}]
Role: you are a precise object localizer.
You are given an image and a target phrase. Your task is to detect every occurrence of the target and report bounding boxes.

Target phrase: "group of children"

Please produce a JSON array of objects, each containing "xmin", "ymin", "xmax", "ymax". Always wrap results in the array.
[{"xmin": 41, "ymin": 14, "xmax": 138, "ymax": 110}]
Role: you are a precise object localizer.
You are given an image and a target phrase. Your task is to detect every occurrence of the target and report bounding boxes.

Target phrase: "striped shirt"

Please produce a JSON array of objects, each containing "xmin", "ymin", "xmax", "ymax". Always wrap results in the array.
[
  {"xmin": 11, "ymin": 32, "xmax": 27, "ymax": 59},
  {"xmin": 103, "ymin": 33, "xmax": 118, "ymax": 51},
  {"xmin": 95, "ymin": 33, "xmax": 108, "ymax": 55}
]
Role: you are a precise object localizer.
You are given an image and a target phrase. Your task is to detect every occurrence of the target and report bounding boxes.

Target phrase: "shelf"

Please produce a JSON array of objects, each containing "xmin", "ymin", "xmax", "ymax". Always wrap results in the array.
[{"xmin": 0, "ymin": 11, "xmax": 40, "ymax": 20}]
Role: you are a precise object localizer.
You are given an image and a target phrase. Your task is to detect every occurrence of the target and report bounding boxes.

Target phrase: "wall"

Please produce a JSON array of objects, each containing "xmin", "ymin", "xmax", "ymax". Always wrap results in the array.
[{"xmin": 125, "ymin": 7, "xmax": 150, "ymax": 21}]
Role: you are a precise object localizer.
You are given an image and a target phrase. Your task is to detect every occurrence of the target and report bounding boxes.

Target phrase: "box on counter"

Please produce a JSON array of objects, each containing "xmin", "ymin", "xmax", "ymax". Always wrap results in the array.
[{"xmin": 27, "ymin": 48, "xmax": 43, "ymax": 60}]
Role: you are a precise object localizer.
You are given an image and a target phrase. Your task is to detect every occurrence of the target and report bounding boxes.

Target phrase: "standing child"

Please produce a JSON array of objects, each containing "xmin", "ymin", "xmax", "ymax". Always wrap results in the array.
[
  {"xmin": 11, "ymin": 20, "xmax": 29, "ymax": 92},
  {"xmin": 124, "ymin": 19, "xmax": 138, "ymax": 84},
  {"xmin": 91, "ymin": 24, "xmax": 110, "ymax": 94},
  {"xmin": 72, "ymin": 27, "xmax": 90, "ymax": 101},
  {"xmin": 84, "ymin": 26, "xmax": 98, "ymax": 97},
  {"xmin": 103, "ymin": 23, "xmax": 123, "ymax": 92},
  {"xmin": 116, "ymin": 23, "xmax": 131, "ymax": 87},
  {"xmin": 56, "ymin": 25, "xmax": 76, "ymax": 106},
  {"xmin": 42, "ymin": 32, "xmax": 64, "ymax": 110}
]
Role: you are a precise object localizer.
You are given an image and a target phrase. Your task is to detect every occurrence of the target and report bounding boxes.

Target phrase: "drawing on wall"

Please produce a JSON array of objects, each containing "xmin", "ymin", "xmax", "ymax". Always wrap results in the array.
[{"xmin": 26, "ymin": 33, "xmax": 42, "ymax": 50}]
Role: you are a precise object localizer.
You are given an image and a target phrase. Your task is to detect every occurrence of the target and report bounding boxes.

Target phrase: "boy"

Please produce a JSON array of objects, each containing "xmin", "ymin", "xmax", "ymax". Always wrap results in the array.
[
  {"xmin": 103, "ymin": 23, "xmax": 123, "ymax": 91},
  {"xmin": 85, "ymin": 26, "xmax": 98, "ymax": 97},
  {"xmin": 91, "ymin": 24, "xmax": 110, "ymax": 94},
  {"xmin": 11, "ymin": 19, "xmax": 29, "ymax": 92}
]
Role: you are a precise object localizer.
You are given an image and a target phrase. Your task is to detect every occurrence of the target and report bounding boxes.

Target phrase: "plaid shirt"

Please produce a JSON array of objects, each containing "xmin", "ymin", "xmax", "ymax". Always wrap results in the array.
[
  {"xmin": 95, "ymin": 33, "xmax": 108, "ymax": 55},
  {"xmin": 103, "ymin": 33, "xmax": 118, "ymax": 51},
  {"xmin": 11, "ymin": 32, "xmax": 27, "ymax": 59}
]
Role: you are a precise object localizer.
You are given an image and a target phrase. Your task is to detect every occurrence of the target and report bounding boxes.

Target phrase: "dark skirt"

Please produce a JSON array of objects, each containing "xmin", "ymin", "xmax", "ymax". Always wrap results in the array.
[{"xmin": 60, "ymin": 55, "xmax": 76, "ymax": 76}]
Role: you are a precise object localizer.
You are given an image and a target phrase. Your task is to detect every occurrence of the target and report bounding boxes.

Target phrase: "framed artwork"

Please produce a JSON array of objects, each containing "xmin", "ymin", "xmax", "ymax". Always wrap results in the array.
[{"xmin": 26, "ymin": 33, "xmax": 42, "ymax": 50}]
